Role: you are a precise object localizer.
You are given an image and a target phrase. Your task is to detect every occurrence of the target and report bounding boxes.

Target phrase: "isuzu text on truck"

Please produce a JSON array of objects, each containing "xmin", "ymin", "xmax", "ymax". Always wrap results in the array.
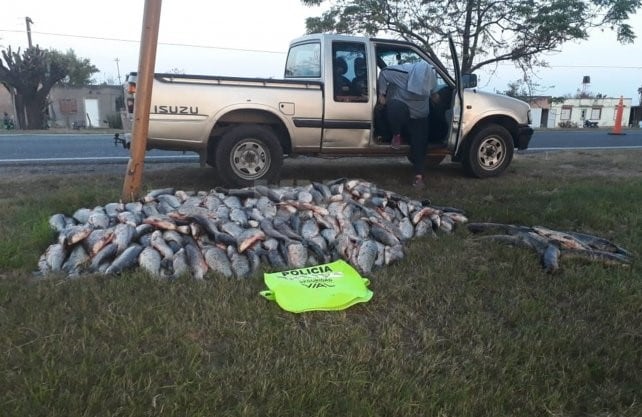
[{"xmin": 123, "ymin": 34, "xmax": 533, "ymax": 186}]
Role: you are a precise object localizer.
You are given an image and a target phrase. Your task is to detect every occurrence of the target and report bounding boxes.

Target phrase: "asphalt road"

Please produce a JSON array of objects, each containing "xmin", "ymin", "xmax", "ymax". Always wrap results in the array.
[{"xmin": 0, "ymin": 129, "xmax": 640, "ymax": 165}]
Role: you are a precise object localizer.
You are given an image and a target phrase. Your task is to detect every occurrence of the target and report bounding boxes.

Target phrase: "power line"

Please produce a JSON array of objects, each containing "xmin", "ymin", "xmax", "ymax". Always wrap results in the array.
[
  {"xmin": 0, "ymin": 28, "xmax": 286, "ymax": 54},
  {"xmin": 1, "ymin": 28, "xmax": 640, "ymax": 69}
]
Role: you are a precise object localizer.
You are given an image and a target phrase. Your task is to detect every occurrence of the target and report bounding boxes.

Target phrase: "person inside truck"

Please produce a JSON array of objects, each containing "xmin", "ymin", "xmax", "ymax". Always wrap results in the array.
[
  {"xmin": 333, "ymin": 57, "xmax": 352, "ymax": 100},
  {"xmin": 376, "ymin": 60, "xmax": 437, "ymax": 188}
]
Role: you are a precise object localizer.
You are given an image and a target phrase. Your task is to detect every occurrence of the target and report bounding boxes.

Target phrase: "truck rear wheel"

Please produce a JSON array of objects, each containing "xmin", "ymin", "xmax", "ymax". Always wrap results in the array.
[
  {"xmin": 463, "ymin": 124, "xmax": 514, "ymax": 178},
  {"xmin": 215, "ymin": 125, "xmax": 283, "ymax": 187}
]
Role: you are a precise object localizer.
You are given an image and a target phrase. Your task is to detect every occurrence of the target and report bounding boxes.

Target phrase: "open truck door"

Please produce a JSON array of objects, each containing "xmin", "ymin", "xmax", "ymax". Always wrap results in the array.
[{"xmin": 447, "ymin": 35, "xmax": 464, "ymax": 155}]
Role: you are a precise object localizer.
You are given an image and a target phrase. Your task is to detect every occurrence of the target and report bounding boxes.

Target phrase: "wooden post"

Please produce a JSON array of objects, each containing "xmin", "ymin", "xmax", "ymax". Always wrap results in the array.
[{"xmin": 121, "ymin": 0, "xmax": 162, "ymax": 202}]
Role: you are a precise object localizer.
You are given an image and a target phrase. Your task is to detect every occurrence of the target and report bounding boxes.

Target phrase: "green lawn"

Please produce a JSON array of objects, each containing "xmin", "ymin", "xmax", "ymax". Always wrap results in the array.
[{"xmin": 1, "ymin": 150, "xmax": 640, "ymax": 417}]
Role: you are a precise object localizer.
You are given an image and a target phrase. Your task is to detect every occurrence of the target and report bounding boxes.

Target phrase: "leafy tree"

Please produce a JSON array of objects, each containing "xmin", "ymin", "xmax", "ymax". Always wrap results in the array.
[
  {"xmin": 53, "ymin": 49, "xmax": 99, "ymax": 87},
  {"xmin": 0, "ymin": 46, "xmax": 98, "ymax": 129},
  {"xmin": 302, "ymin": 0, "xmax": 640, "ymax": 74}
]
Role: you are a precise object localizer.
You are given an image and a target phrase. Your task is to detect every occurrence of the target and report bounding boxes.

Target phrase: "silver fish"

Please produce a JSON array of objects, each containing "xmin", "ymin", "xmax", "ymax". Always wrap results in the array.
[
  {"xmin": 60, "ymin": 224, "xmax": 93, "ymax": 247},
  {"xmin": 301, "ymin": 218, "xmax": 320, "ymax": 240},
  {"xmin": 62, "ymin": 245, "xmax": 90, "ymax": 276},
  {"xmin": 370, "ymin": 224, "xmax": 400, "ymax": 247},
  {"xmin": 83, "ymin": 229, "xmax": 114, "ymax": 256},
  {"xmin": 49, "ymin": 213, "xmax": 69, "ymax": 233},
  {"xmin": 203, "ymin": 195, "xmax": 222, "ymax": 211},
  {"xmin": 414, "ymin": 219, "xmax": 435, "ymax": 238},
  {"xmin": 88, "ymin": 209, "xmax": 110, "ymax": 229},
  {"xmin": 184, "ymin": 239, "xmax": 208, "ymax": 280},
  {"xmin": 117, "ymin": 211, "xmax": 140, "ymax": 227},
  {"xmin": 142, "ymin": 188, "xmax": 175, "ymax": 203},
  {"xmin": 105, "ymin": 244, "xmax": 143, "ymax": 274},
  {"xmin": 230, "ymin": 207, "xmax": 248, "ymax": 226},
  {"xmin": 151, "ymin": 230, "xmax": 175, "ymax": 259},
  {"xmin": 156, "ymin": 194, "xmax": 181, "ymax": 209},
  {"xmin": 90, "ymin": 242, "xmax": 118, "ymax": 271},
  {"xmin": 286, "ymin": 241, "xmax": 308, "ymax": 268},
  {"xmin": 125, "ymin": 201, "xmax": 143, "ymax": 213},
  {"xmin": 203, "ymin": 246, "xmax": 233, "ymax": 278},
  {"xmin": 139, "ymin": 247, "xmax": 162, "ymax": 277},
  {"xmin": 223, "ymin": 195, "xmax": 242, "ymax": 209},
  {"xmin": 398, "ymin": 217, "xmax": 415, "ymax": 240},
  {"xmin": 172, "ymin": 248, "xmax": 189, "ymax": 279},
  {"xmin": 142, "ymin": 203, "xmax": 161, "ymax": 217},
  {"xmin": 45, "ymin": 243, "xmax": 66, "ymax": 272},
  {"xmin": 356, "ymin": 239, "xmax": 378, "ymax": 274},
  {"xmin": 237, "ymin": 228, "xmax": 266, "ymax": 253},
  {"xmin": 72, "ymin": 208, "xmax": 91, "ymax": 224},
  {"xmin": 542, "ymin": 243, "xmax": 560, "ymax": 273},
  {"xmin": 113, "ymin": 223, "xmax": 136, "ymax": 254},
  {"xmin": 227, "ymin": 246, "xmax": 251, "ymax": 278},
  {"xmin": 104, "ymin": 202, "xmax": 124, "ymax": 218}
]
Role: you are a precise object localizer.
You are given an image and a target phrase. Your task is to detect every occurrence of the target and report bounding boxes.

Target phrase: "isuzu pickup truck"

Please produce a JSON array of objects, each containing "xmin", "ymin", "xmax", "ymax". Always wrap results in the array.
[{"xmin": 123, "ymin": 33, "xmax": 533, "ymax": 186}]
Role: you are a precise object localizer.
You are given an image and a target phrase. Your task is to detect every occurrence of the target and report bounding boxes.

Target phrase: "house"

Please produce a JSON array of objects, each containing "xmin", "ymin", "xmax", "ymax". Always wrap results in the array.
[
  {"xmin": 525, "ymin": 96, "xmax": 551, "ymax": 128},
  {"xmin": 48, "ymin": 85, "xmax": 123, "ymax": 129},
  {"xmin": 549, "ymin": 97, "xmax": 632, "ymax": 128},
  {"xmin": 0, "ymin": 84, "xmax": 123, "ymax": 129}
]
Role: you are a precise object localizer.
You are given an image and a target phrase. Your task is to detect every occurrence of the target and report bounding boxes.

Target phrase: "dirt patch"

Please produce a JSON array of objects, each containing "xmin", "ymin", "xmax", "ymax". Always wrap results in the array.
[{"xmin": 0, "ymin": 149, "xmax": 640, "ymax": 194}]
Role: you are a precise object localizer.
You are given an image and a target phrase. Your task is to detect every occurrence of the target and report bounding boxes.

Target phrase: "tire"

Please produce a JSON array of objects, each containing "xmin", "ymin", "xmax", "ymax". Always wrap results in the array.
[
  {"xmin": 463, "ymin": 124, "xmax": 514, "ymax": 178},
  {"xmin": 214, "ymin": 125, "xmax": 283, "ymax": 187}
]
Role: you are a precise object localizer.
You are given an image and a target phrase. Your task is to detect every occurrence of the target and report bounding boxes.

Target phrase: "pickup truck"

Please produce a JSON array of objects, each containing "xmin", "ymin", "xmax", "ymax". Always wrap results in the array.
[{"xmin": 123, "ymin": 33, "xmax": 533, "ymax": 187}]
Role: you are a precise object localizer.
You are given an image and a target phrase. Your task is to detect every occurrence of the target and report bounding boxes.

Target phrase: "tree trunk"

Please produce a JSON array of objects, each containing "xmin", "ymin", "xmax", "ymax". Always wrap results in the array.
[
  {"xmin": 14, "ymin": 94, "xmax": 26, "ymax": 130},
  {"xmin": 25, "ymin": 96, "xmax": 46, "ymax": 129}
]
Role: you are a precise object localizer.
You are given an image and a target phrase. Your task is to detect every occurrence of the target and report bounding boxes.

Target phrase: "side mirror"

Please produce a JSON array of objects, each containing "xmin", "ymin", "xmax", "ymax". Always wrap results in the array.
[{"xmin": 462, "ymin": 73, "xmax": 477, "ymax": 89}]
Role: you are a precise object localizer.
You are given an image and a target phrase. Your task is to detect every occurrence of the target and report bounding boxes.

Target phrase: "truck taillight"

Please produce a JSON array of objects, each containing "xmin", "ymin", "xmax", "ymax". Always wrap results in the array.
[{"xmin": 127, "ymin": 83, "xmax": 136, "ymax": 94}]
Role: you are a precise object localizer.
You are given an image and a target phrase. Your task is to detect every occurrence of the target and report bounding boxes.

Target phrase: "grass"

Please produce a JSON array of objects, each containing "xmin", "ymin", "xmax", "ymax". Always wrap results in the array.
[{"xmin": 1, "ymin": 150, "xmax": 641, "ymax": 416}]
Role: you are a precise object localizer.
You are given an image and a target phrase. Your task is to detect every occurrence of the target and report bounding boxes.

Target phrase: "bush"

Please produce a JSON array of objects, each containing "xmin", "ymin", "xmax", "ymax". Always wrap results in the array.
[
  {"xmin": 558, "ymin": 120, "xmax": 578, "ymax": 128},
  {"xmin": 103, "ymin": 113, "xmax": 123, "ymax": 129}
]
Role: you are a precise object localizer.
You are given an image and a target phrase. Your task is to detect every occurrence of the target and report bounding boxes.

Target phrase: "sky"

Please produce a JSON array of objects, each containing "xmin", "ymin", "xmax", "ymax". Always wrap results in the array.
[{"xmin": 2, "ymin": 0, "xmax": 642, "ymax": 104}]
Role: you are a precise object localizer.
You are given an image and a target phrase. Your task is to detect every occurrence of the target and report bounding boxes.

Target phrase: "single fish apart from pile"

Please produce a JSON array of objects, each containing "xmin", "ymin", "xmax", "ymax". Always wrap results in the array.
[
  {"xmin": 38, "ymin": 178, "xmax": 469, "ymax": 280},
  {"xmin": 467, "ymin": 222, "xmax": 634, "ymax": 273}
]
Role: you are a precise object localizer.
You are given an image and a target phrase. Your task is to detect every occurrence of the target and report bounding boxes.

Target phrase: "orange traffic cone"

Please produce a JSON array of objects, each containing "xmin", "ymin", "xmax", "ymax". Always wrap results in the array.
[{"xmin": 608, "ymin": 96, "xmax": 626, "ymax": 136}]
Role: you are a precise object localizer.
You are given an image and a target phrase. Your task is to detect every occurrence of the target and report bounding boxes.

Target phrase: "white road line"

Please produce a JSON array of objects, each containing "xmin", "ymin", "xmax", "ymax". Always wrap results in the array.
[
  {"xmin": 0, "ymin": 155, "xmax": 197, "ymax": 163},
  {"xmin": 523, "ymin": 146, "xmax": 642, "ymax": 151}
]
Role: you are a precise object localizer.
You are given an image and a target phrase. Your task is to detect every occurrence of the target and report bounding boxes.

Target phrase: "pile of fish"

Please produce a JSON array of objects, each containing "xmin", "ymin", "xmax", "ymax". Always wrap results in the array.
[
  {"xmin": 467, "ymin": 222, "xmax": 634, "ymax": 273},
  {"xmin": 38, "ymin": 179, "xmax": 469, "ymax": 280}
]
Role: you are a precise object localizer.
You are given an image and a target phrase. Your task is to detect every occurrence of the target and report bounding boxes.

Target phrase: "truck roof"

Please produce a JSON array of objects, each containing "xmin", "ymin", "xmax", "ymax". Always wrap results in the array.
[{"xmin": 289, "ymin": 33, "xmax": 373, "ymax": 45}]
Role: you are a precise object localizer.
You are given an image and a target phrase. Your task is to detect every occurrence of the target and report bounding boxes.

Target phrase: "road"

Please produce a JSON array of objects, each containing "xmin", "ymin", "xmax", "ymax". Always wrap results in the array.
[
  {"xmin": 0, "ymin": 129, "xmax": 640, "ymax": 166},
  {"xmin": 0, "ymin": 133, "xmax": 196, "ymax": 164}
]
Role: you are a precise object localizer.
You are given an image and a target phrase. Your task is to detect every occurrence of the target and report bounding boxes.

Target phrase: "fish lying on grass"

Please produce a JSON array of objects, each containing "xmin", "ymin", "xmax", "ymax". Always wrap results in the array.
[
  {"xmin": 467, "ymin": 222, "xmax": 634, "ymax": 273},
  {"xmin": 37, "ymin": 179, "xmax": 468, "ymax": 280}
]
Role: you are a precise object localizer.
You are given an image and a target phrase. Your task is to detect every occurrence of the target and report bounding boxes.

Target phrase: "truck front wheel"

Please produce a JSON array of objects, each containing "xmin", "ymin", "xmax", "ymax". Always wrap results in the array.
[
  {"xmin": 463, "ymin": 124, "xmax": 514, "ymax": 178},
  {"xmin": 215, "ymin": 125, "xmax": 283, "ymax": 187}
]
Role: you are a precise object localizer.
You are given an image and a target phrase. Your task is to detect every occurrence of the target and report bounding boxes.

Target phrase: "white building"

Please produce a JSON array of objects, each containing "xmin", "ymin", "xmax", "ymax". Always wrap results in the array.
[{"xmin": 549, "ymin": 97, "xmax": 632, "ymax": 128}]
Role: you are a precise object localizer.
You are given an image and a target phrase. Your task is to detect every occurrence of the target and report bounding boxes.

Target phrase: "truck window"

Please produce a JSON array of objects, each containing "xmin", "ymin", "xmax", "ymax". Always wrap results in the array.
[
  {"xmin": 285, "ymin": 42, "xmax": 321, "ymax": 78},
  {"xmin": 332, "ymin": 42, "xmax": 368, "ymax": 103}
]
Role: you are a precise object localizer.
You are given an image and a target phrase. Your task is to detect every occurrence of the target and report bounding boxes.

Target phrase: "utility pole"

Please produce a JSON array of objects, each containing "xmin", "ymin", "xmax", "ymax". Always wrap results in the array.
[
  {"xmin": 115, "ymin": 58, "xmax": 122, "ymax": 85},
  {"xmin": 25, "ymin": 17, "xmax": 34, "ymax": 47},
  {"xmin": 121, "ymin": 0, "xmax": 162, "ymax": 202}
]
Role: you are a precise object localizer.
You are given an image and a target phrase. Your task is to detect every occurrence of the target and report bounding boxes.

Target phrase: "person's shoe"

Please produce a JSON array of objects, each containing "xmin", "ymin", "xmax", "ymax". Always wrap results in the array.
[
  {"xmin": 391, "ymin": 134, "xmax": 402, "ymax": 149},
  {"xmin": 412, "ymin": 175, "xmax": 425, "ymax": 188}
]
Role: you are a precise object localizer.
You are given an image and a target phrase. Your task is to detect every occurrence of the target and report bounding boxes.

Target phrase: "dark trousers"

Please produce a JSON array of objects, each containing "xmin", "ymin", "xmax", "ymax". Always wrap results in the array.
[{"xmin": 386, "ymin": 100, "xmax": 429, "ymax": 175}]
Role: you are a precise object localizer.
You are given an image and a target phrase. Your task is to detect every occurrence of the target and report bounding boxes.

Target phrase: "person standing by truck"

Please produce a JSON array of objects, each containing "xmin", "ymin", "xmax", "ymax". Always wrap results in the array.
[{"xmin": 376, "ymin": 60, "xmax": 437, "ymax": 188}]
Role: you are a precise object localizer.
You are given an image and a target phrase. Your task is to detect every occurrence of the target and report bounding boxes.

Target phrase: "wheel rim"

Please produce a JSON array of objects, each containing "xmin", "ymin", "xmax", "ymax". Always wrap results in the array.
[
  {"xmin": 477, "ymin": 136, "xmax": 505, "ymax": 171},
  {"xmin": 230, "ymin": 139, "xmax": 271, "ymax": 180}
]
